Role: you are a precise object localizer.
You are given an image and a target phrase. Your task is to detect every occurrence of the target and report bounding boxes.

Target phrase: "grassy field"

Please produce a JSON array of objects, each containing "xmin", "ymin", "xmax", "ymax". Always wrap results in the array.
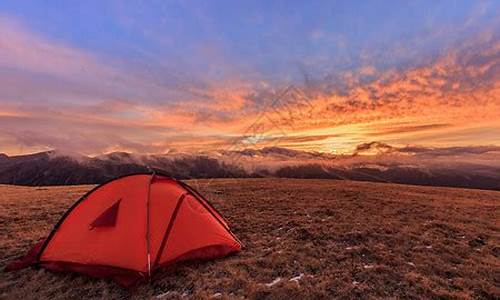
[{"xmin": 1, "ymin": 179, "xmax": 499, "ymax": 299}]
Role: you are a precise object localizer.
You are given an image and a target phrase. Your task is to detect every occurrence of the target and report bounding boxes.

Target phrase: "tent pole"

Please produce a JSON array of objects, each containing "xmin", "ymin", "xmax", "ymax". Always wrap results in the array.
[
  {"xmin": 146, "ymin": 172, "xmax": 155, "ymax": 280},
  {"xmin": 152, "ymin": 193, "xmax": 185, "ymax": 269}
]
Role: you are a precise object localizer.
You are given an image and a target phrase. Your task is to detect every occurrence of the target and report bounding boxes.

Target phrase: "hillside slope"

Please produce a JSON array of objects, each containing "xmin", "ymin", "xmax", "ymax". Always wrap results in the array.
[
  {"xmin": 1, "ymin": 149, "xmax": 500, "ymax": 190},
  {"xmin": 1, "ymin": 179, "xmax": 499, "ymax": 299}
]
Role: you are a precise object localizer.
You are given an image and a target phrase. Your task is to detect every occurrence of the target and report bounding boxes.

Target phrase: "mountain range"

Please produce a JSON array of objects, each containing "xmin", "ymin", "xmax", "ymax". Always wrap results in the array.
[{"xmin": 1, "ymin": 145, "xmax": 500, "ymax": 190}]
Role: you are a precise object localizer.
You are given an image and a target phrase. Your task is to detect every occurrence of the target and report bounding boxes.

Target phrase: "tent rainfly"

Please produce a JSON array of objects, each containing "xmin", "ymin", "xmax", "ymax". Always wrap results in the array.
[{"xmin": 5, "ymin": 173, "xmax": 241, "ymax": 285}]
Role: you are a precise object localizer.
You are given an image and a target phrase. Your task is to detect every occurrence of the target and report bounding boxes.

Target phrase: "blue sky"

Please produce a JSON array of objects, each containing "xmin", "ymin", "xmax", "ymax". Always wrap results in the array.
[{"xmin": 1, "ymin": 1, "xmax": 497, "ymax": 82}]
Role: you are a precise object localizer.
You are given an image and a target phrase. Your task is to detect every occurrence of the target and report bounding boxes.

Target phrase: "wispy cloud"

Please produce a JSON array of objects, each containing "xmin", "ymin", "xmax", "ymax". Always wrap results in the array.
[{"xmin": 0, "ymin": 14, "xmax": 498, "ymax": 156}]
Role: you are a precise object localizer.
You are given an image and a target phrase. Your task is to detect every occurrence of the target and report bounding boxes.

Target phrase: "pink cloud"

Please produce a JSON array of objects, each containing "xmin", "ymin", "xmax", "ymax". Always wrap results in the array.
[{"xmin": 0, "ymin": 16, "xmax": 116, "ymax": 79}]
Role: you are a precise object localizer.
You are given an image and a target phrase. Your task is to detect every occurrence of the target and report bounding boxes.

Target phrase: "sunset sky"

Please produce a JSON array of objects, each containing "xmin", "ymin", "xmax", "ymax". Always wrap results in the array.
[{"xmin": 0, "ymin": 1, "xmax": 499, "ymax": 156}]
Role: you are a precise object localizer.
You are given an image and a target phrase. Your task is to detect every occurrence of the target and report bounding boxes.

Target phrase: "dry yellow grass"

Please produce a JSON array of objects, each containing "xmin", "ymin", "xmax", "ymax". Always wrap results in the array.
[{"xmin": 1, "ymin": 179, "xmax": 499, "ymax": 299}]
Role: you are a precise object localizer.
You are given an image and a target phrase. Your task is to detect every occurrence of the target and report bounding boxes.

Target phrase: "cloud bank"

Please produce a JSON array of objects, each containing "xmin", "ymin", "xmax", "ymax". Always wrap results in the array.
[{"xmin": 0, "ymin": 15, "xmax": 499, "ymax": 157}]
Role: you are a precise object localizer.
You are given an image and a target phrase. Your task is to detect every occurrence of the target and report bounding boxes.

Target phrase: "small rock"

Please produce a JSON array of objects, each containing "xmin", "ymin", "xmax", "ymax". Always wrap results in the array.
[{"xmin": 469, "ymin": 236, "xmax": 487, "ymax": 248}]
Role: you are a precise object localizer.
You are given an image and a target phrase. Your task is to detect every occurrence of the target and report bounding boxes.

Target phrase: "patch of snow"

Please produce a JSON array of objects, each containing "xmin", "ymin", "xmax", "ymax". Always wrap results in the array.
[
  {"xmin": 363, "ymin": 264, "xmax": 374, "ymax": 269},
  {"xmin": 289, "ymin": 274, "xmax": 304, "ymax": 283},
  {"xmin": 265, "ymin": 277, "xmax": 282, "ymax": 287},
  {"xmin": 155, "ymin": 291, "xmax": 172, "ymax": 299},
  {"xmin": 345, "ymin": 246, "xmax": 358, "ymax": 250}
]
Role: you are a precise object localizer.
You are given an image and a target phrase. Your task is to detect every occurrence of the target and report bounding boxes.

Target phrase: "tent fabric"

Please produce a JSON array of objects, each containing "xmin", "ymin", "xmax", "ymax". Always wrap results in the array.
[{"xmin": 4, "ymin": 173, "xmax": 241, "ymax": 286}]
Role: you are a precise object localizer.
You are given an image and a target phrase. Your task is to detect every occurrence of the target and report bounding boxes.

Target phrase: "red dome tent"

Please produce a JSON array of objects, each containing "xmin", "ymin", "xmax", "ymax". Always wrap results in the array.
[{"xmin": 5, "ymin": 173, "xmax": 241, "ymax": 285}]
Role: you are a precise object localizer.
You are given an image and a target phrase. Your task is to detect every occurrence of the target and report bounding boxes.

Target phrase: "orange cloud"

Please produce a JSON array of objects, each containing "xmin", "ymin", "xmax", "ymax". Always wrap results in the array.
[{"xmin": 0, "ymin": 18, "xmax": 498, "ymax": 156}]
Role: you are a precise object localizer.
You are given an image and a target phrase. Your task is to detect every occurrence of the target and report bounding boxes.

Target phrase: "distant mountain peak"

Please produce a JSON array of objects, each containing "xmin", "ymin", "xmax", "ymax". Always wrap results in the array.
[{"xmin": 99, "ymin": 151, "xmax": 134, "ymax": 158}]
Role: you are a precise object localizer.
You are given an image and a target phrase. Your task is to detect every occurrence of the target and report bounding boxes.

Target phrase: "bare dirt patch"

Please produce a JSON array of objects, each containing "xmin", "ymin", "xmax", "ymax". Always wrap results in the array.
[{"xmin": 1, "ymin": 179, "xmax": 499, "ymax": 299}]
